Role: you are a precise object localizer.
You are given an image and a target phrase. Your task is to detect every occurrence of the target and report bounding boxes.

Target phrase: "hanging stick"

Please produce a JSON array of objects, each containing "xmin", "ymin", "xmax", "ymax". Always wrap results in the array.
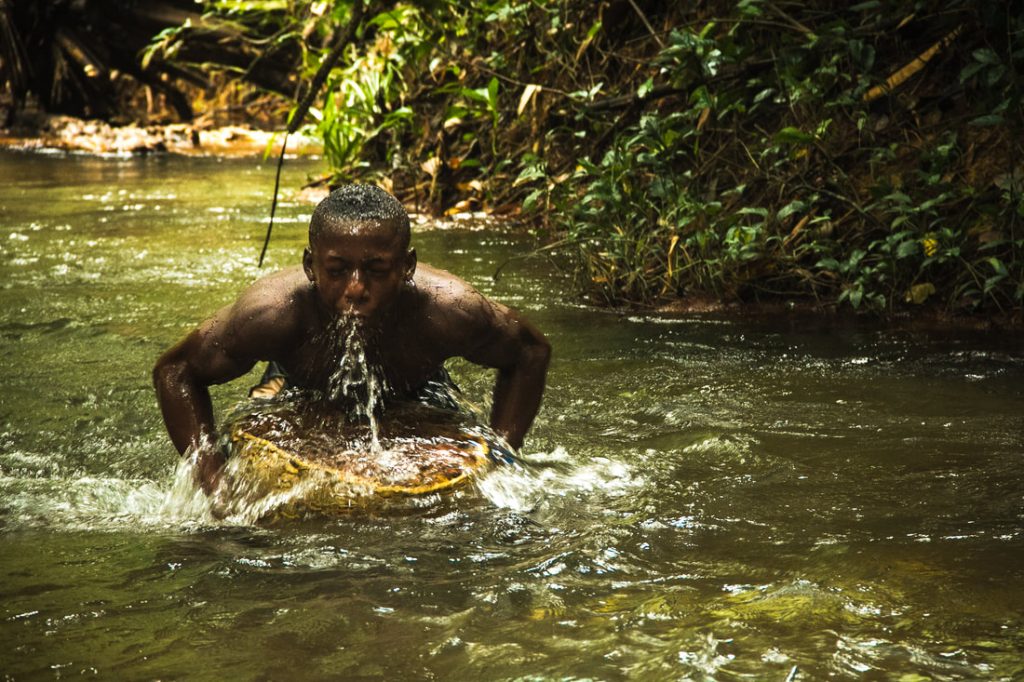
[
  {"xmin": 257, "ymin": 0, "xmax": 367, "ymax": 266},
  {"xmin": 258, "ymin": 131, "xmax": 290, "ymax": 267}
]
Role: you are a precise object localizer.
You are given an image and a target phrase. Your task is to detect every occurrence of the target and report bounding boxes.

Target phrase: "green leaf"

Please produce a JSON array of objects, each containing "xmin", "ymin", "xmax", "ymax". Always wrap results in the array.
[
  {"xmin": 960, "ymin": 61, "xmax": 987, "ymax": 83},
  {"xmin": 774, "ymin": 127, "xmax": 814, "ymax": 144},
  {"xmin": 776, "ymin": 199, "xmax": 807, "ymax": 221},
  {"xmin": 849, "ymin": 286, "xmax": 863, "ymax": 309},
  {"xmin": 514, "ymin": 165, "xmax": 546, "ymax": 186},
  {"xmin": 816, "ymin": 257, "xmax": 840, "ymax": 271},
  {"xmin": 737, "ymin": 206, "xmax": 769, "ymax": 218},
  {"xmin": 689, "ymin": 85, "xmax": 713, "ymax": 108},
  {"xmin": 847, "ymin": 249, "xmax": 866, "ymax": 268},
  {"xmin": 461, "ymin": 87, "xmax": 488, "ymax": 104},
  {"xmin": 522, "ymin": 188, "xmax": 545, "ymax": 212},
  {"xmin": 487, "ymin": 76, "xmax": 500, "ymax": 110},
  {"xmin": 983, "ymin": 274, "xmax": 1005, "ymax": 294},
  {"xmin": 638, "ymin": 77, "xmax": 654, "ymax": 99},
  {"xmin": 972, "ymin": 48, "xmax": 1000, "ymax": 65},
  {"xmin": 737, "ymin": 0, "xmax": 763, "ymax": 17},
  {"xmin": 988, "ymin": 257, "xmax": 1008, "ymax": 277},
  {"xmin": 884, "ymin": 191, "xmax": 912, "ymax": 205},
  {"xmin": 896, "ymin": 239, "xmax": 919, "ymax": 258},
  {"xmin": 985, "ymin": 64, "xmax": 1008, "ymax": 87}
]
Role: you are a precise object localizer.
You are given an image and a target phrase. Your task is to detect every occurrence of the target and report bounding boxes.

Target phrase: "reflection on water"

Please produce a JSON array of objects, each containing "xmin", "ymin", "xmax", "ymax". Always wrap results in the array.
[{"xmin": 1, "ymin": 150, "xmax": 1023, "ymax": 679}]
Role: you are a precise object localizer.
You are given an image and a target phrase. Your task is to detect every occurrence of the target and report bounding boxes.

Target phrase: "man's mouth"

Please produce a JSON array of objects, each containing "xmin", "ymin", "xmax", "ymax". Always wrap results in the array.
[
  {"xmin": 336, "ymin": 303, "xmax": 369, "ymax": 316},
  {"xmin": 333, "ymin": 308, "xmax": 372, "ymax": 327}
]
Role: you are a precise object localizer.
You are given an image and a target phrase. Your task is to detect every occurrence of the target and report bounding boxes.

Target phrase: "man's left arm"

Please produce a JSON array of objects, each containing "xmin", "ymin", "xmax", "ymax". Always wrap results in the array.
[{"xmin": 462, "ymin": 301, "xmax": 551, "ymax": 449}]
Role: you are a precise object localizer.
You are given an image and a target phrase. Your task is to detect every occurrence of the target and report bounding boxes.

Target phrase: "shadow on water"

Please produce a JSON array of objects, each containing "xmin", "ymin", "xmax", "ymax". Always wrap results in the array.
[{"xmin": 1, "ymin": 150, "xmax": 1023, "ymax": 679}]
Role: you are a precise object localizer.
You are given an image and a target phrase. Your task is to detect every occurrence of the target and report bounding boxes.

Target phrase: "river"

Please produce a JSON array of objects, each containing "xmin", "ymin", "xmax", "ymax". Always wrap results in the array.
[{"xmin": 1, "ymin": 150, "xmax": 1022, "ymax": 679}]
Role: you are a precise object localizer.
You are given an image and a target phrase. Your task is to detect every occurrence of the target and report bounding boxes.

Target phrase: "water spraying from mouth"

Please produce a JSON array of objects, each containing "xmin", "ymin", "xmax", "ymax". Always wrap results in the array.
[{"xmin": 325, "ymin": 314, "xmax": 387, "ymax": 452}]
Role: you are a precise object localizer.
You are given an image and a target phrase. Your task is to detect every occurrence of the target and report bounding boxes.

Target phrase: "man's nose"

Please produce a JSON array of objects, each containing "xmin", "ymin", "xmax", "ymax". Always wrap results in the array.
[{"xmin": 342, "ymin": 270, "xmax": 367, "ymax": 303}]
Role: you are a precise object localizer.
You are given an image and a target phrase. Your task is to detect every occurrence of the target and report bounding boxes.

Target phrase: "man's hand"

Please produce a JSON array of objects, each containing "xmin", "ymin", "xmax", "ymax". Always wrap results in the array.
[{"xmin": 192, "ymin": 440, "xmax": 227, "ymax": 495}]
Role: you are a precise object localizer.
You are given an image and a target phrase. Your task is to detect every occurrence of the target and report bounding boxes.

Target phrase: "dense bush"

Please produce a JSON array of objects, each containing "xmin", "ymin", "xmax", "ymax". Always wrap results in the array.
[
  {"xmin": 132, "ymin": 1, "xmax": 1024, "ymax": 314},
  {"xmin": 552, "ymin": 1, "xmax": 1024, "ymax": 313}
]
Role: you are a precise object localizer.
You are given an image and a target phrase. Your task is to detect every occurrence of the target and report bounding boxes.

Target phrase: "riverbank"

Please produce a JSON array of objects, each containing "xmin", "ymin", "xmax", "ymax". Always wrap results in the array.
[
  {"xmin": 0, "ymin": 114, "xmax": 322, "ymax": 157},
  {"xmin": 1, "ymin": 129, "xmax": 1019, "ymax": 333},
  {"xmin": 653, "ymin": 294, "xmax": 1023, "ymax": 332}
]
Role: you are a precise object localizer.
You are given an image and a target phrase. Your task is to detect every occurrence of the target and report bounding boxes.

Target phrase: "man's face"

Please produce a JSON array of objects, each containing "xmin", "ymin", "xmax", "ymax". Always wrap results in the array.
[{"xmin": 303, "ymin": 220, "xmax": 414, "ymax": 323}]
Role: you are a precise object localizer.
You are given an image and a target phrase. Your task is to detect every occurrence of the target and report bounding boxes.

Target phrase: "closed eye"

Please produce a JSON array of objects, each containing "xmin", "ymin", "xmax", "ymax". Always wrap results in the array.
[{"xmin": 365, "ymin": 260, "xmax": 393, "ymax": 276}]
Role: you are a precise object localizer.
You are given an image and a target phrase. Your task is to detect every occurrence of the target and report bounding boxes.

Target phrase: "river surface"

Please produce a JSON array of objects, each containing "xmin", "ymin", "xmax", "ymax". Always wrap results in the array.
[{"xmin": 1, "ymin": 150, "xmax": 1022, "ymax": 680}]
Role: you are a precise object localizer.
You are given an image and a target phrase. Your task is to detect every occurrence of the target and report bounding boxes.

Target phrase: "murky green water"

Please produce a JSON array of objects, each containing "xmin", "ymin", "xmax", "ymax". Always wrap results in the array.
[{"xmin": 1, "ymin": 150, "xmax": 1022, "ymax": 680}]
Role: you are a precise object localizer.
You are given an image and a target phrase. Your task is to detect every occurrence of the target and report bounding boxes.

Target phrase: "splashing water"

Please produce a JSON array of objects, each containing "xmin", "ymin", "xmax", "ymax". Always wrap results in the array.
[
  {"xmin": 4, "ymin": 153, "xmax": 1024, "ymax": 680},
  {"xmin": 324, "ymin": 315, "xmax": 388, "ymax": 452},
  {"xmin": 474, "ymin": 446, "xmax": 645, "ymax": 514}
]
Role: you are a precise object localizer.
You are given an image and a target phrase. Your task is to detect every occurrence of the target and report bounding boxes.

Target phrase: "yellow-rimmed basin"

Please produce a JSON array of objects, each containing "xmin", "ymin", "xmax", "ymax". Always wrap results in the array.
[{"xmin": 221, "ymin": 398, "xmax": 504, "ymax": 517}]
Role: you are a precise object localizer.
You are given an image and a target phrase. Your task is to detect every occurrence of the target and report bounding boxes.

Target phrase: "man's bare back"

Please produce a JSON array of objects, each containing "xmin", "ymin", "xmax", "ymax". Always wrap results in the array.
[{"xmin": 153, "ymin": 185, "xmax": 550, "ymax": 492}]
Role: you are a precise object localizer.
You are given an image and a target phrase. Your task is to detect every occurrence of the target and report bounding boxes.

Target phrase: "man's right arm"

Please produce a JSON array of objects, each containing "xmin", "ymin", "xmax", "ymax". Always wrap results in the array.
[
  {"xmin": 153, "ymin": 276, "xmax": 297, "ymax": 491},
  {"xmin": 153, "ymin": 308, "xmax": 260, "ymax": 492},
  {"xmin": 152, "ymin": 314, "xmax": 250, "ymax": 454}
]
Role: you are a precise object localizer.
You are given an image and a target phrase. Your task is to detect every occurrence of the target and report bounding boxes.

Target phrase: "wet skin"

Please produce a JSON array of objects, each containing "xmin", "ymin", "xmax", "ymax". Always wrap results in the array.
[{"xmin": 153, "ymin": 220, "xmax": 551, "ymax": 492}]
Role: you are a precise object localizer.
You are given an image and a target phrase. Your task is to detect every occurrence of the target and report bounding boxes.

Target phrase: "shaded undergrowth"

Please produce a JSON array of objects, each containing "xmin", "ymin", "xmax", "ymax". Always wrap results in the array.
[{"xmin": 4, "ymin": 0, "xmax": 1021, "ymax": 316}]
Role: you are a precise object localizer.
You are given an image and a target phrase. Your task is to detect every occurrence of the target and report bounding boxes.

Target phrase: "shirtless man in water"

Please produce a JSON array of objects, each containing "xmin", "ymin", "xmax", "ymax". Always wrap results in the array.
[{"xmin": 153, "ymin": 184, "xmax": 551, "ymax": 492}]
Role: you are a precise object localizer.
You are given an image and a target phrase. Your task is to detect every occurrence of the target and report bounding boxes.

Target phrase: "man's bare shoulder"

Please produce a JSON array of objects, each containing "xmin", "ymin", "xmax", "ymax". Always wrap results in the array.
[
  {"xmin": 226, "ymin": 266, "xmax": 312, "ymax": 341},
  {"xmin": 400, "ymin": 262, "xmax": 546, "ymax": 373},
  {"xmin": 234, "ymin": 266, "xmax": 309, "ymax": 310},
  {"xmin": 403, "ymin": 262, "xmax": 514, "ymax": 353},
  {"xmin": 412, "ymin": 263, "xmax": 494, "ymax": 317}
]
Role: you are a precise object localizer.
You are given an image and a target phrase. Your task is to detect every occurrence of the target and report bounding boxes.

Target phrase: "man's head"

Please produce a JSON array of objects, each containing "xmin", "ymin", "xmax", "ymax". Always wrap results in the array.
[{"xmin": 303, "ymin": 185, "xmax": 416, "ymax": 322}]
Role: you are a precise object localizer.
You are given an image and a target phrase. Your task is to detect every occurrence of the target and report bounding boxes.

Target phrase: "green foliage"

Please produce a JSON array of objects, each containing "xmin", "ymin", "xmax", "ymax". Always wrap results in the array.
[
  {"xmin": 546, "ymin": 0, "xmax": 1024, "ymax": 313},
  {"xmin": 147, "ymin": 0, "xmax": 1024, "ymax": 316},
  {"xmin": 311, "ymin": 7, "xmax": 421, "ymax": 176}
]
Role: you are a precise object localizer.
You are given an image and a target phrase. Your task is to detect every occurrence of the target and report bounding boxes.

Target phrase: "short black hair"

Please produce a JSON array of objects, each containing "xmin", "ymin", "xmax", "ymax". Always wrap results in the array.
[{"xmin": 309, "ymin": 184, "xmax": 411, "ymax": 249}]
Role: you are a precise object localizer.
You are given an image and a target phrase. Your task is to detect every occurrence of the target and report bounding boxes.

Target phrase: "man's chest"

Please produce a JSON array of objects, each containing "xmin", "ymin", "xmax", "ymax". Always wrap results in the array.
[{"xmin": 278, "ymin": 330, "xmax": 448, "ymax": 395}]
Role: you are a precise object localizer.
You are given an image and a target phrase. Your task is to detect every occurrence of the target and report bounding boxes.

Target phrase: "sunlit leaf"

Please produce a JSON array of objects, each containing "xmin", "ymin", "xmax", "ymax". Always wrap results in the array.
[
  {"xmin": 774, "ymin": 127, "xmax": 814, "ymax": 144},
  {"xmin": 487, "ymin": 77, "xmax": 499, "ymax": 110},
  {"xmin": 517, "ymin": 83, "xmax": 541, "ymax": 116}
]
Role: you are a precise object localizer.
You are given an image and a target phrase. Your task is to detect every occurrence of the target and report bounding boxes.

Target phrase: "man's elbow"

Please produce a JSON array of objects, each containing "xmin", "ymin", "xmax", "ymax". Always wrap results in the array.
[
  {"xmin": 153, "ymin": 349, "xmax": 188, "ymax": 392},
  {"xmin": 153, "ymin": 360, "xmax": 173, "ymax": 393},
  {"xmin": 523, "ymin": 335, "xmax": 551, "ymax": 373}
]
